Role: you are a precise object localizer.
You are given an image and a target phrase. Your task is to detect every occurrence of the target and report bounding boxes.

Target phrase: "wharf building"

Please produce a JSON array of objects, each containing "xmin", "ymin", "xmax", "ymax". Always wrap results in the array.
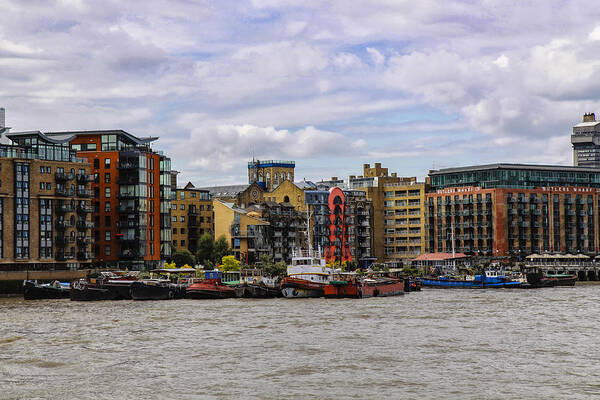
[
  {"xmin": 572, "ymin": 112, "xmax": 600, "ymax": 168},
  {"xmin": 346, "ymin": 163, "xmax": 428, "ymax": 267},
  {"xmin": 426, "ymin": 163, "xmax": 600, "ymax": 258},
  {"xmin": 170, "ymin": 182, "xmax": 213, "ymax": 254},
  {"xmin": 0, "ymin": 131, "xmax": 93, "ymax": 271},
  {"xmin": 37, "ymin": 130, "xmax": 173, "ymax": 270}
]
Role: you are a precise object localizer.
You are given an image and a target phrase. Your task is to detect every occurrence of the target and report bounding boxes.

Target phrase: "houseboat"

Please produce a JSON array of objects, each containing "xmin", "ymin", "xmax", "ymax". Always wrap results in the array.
[
  {"xmin": 421, "ymin": 270, "xmax": 522, "ymax": 288},
  {"xmin": 23, "ymin": 280, "xmax": 70, "ymax": 300}
]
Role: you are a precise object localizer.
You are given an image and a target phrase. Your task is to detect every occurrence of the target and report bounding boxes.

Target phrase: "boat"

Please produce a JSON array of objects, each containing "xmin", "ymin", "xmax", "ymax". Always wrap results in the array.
[
  {"xmin": 280, "ymin": 249, "xmax": 335, "ymax": 298},
  {"xmin": 523, "ymin": 266, "xmax": 577, "ymax": 288},
  {"xmin": 130, "ymin": 279, "xmax": 185, "ymax": 300},
  {"xmin": 237, "ymin": 268, "xmax": 281, "ymax": 298},
  {"xmin": 23, "ymin": 280, "xmax": 70, "ymax": 300},
  {"xmin": 185, "ymin": 270, "xmax": 237, "ymax": 299},
  {"xmin": 421, "ymin": 270, "xmax": 522, "ymax": 288},
  {"xmin": 69, "ymin": 271, "xmax": 138, "ymax": 301},
  {"xmin": 324, "ymin": 272, "xmax": 405, "ymax": 298}
]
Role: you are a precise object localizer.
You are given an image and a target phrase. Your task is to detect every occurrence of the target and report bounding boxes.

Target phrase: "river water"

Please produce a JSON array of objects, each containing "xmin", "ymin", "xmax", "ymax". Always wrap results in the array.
[{"xmin": 1, "ymin": 286, "xmax": 600, "ymax": 399}]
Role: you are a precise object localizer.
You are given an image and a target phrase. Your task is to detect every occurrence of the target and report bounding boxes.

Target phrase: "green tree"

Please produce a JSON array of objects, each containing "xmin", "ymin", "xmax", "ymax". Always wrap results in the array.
[
  {"xmin": 260, "ymin": 255, "xmax": 287, "ymax": 277},
  {"xmin": 213, "ymin": 235, "xmax": 232, "ymax": 264},
  {"xmin": 196, "ymin": 233, "xmax": 215, "ymax": 266},
  {"xmin": 172, "ymin": 250, "xmax": 196, "ymax": 268},
  {"xmin": 220, "ymin": 255, "xmax": 241, "ymax": 271}
]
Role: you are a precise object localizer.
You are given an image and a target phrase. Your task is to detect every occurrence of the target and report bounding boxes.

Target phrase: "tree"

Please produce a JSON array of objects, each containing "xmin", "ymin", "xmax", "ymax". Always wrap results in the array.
[
  {"xmin": 196, "ymin": 233, "xmax": 215, "ymax": 266},
  {"xmin": 172, "ymin": 250, "xmax": 196, "ymax": 268},
  {"xmin": 220, "ymin": 255, "xmax": 241, "ymax": 272},
  {"xmin": 213, "ymin": 235, "xmax": 232, "ymax": 264},
  {"xmin": 260, "ymin": 255, "xmax": 287, "ymax": 277}
]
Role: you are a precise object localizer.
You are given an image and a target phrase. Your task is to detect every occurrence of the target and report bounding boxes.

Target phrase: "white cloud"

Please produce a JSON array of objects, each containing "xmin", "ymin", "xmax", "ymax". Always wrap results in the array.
[{"xmin": 366, "ymin": 47, "xmax": 384, "ymax": 66}]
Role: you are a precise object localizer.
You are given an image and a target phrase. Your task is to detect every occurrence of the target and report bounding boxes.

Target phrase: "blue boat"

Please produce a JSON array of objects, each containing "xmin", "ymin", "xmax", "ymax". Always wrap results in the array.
[{"xmin": 421, "ymin": 270, "xmax": 522, "ymax": 288}]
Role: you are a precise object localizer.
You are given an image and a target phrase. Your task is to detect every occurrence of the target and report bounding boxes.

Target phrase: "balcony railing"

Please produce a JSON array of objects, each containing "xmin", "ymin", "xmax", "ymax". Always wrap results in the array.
[
  {"xmin": 77, "ymin": 204, "xmax": 93, "ymax": 214},
  {"xmin": 76, "ymin": 220, "xmax": 94, "ymax": 230},
  {"xmin": 77, "ymin": 189, "xmax": 92, "ymax": 198},
  {"xmin": 56, "ymin": 220, "xmax": 73, "ymax": 229},
  {"xmin": 76, "ymin": 173, "xmax": 93, "ymax": 183},
  {"xmin": 55, "ymin": 188, "xmax": 74, "ymax": 197},
  {"xmin": 56, "ymin": 204, "xmax": 74, "ymax": 213},
  {"xmin": 55, "ymin": 172, "xmax": 74, "ymax": 182}
]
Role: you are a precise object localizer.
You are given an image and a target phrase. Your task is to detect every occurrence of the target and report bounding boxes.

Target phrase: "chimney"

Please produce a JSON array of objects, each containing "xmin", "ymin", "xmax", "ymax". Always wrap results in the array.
[
  {"xmin": 583, "ymin": 112, "xmax": 596, "ymax": 123},
  {"xmin": 391, "ymin": 172, "xmax": 397, "ymax": 177}
]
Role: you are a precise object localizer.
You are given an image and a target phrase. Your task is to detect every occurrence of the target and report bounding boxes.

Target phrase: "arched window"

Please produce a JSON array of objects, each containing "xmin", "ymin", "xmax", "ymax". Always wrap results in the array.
[
  {"xmin": 287, "ymin": 172, "xmax": 292, "ymax": 180},
  {"xmin": 284, "ymin": 195, "xmax": 290, "ymax": 203}
]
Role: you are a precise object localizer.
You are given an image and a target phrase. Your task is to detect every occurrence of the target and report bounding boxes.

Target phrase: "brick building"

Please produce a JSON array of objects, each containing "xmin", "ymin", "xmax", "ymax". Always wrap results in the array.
[
  {"xmin": 171, "ymin": 182, "xmax": 213, "ymax": 254},
  {"xmin": 426, "ymin": 163, "xmax": 600, "ymax": 259},
  {"xmin": 41, "ymin": 130, "xmax": 172, "ymax": 269},
  {"xmin": 0, "ymin": 131, "xmax": 93, "ymax": 270}
]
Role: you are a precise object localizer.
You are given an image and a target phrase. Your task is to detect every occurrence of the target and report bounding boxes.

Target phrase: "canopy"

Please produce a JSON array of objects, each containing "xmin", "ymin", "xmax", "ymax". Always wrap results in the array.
[{"xmin": 150, "ymin": 268, "xmax": 197, "ymax": 274}]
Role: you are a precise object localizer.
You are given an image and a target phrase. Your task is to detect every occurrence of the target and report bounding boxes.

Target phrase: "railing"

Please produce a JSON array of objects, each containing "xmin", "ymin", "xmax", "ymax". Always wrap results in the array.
[
  {"xmin": 55, "ymin": 172, "xmax": 74, "ymax": 181},
  {"xmin": 77, "ymin": 189, "xmax": 92, "ymax": 198},
  {"xmin": 55, "ymin": 188, "xmax": 74, "ymax": 197},
  {"xmin": 77, "ymin": 204, "xmax": 93, "ymax": 213},
  {"xmin": 56, "ymin": 220, "xmax": 73, "ymax": 229},
  {"xmin": 56, "ymin": 204, "xmax": 74, "ymax": 213},
  {"xmin": 76, "ymin": 173, "xmax": 93, "ymax": 183}
]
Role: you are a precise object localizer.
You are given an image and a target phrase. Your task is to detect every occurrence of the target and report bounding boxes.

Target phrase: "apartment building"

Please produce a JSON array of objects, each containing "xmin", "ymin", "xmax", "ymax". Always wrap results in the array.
[
  {"xmin": 0, "ymin": 131, "xmax": 93, "ymax": 270},
  {"xmin": 171, "ymin": 183, "xmax": 213, "ymax": 254}
]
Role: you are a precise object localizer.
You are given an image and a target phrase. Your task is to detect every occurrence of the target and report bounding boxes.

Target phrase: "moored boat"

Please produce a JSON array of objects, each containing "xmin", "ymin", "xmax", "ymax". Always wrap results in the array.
[
  {"xmin": 280, "ymin": 249, "xmax": 334, "ymax": 298},
  {"xmin": 360, "ymin": 277, "xmax": 405, "ymax": 298},
  {"xmin": 23, "ymin": 280, "xmax": 70, "ymax": 300},
  {"xmin": 185, "ymin": 270, "xmax": 237, "ymax": 299},
  {"xmin": 422, "ymin": 270, "xmax": 522, "ymax": 289},
  {"xmin": 70, "ymin": 271, "xmax": 138, "ymax": 301},
  {"xmin": 130, "ymin": 279, "xmax": 185, "ymax": 300},
  {"xmin": 524, "ymin": 266, "xmax": 577, "ymax": 288}
]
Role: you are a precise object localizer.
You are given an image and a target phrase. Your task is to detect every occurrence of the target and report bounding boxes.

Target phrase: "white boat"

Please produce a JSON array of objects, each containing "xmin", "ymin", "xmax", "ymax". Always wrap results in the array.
[{"xmin": 280, "ymin": 249, "xmax": 337, "ymax": 298}]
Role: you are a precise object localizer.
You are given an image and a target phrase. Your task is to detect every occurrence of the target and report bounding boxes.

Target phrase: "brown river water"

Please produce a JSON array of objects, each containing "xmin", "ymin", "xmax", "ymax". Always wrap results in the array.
[{"xmin": 2, "ymin": 286, "xmax": 600, "ymax": 399}]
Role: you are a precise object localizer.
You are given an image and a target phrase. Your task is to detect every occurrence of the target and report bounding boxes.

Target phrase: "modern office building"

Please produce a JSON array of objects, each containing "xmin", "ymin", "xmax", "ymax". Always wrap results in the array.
[
  {"xmin": 572, "ymin": 112, "xmax": 600, "ymax": 167},
  {"xmin": 0, "ymin": 131, "xmax": 93, "ymax": 271},
  {"xmin": 426, "ymin": 163, "xmax": 600, "ymax": 258},
  {"xmin": 38, "ymin": 129, "xmax": 172, "ymax": 269},
  {"xmin": 171, "ymin": 183, "xmax": 213, "ymax": 254}
]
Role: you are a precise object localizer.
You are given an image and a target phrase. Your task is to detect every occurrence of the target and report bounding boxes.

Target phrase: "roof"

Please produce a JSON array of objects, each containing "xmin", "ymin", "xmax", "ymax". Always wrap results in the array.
[
  {"xmin": 573, "ymin": 121, "xmax": 600, "ymax": 128},
  {"xmin": 429, "ymin": 163, "xmax": 600, "ymax": 175},
  {"xmin": 196, "ymin": 184, "xmax": 250, "ymax": 197},
  {"xmin": 413, "ymin": 252, "xmax": 469, "ymax": 261},
  {"xmin": 7, "ymin": 130, "xmax": 75, "ymax": 145},
  {"xmin": 44, "ymin": 129, "xmax": 158, "ymax": 146},
  {"xmin": 295, "ymin": 180, "xmax": 317, "ymax": 190}
]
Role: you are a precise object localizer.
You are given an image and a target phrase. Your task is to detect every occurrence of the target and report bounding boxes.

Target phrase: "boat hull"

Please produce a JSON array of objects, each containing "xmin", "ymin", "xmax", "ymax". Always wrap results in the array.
[
  {"xmin": 281, "ymin": 287, "xmax": 323, "ymax": 298},
  {"xmin": 23, "ymin": 281, "xmax": 70, "ymax": 300},
  {"xmin": 185, "ymin": 288, "xmax": 237, "ymax": 299},
  {"xmin": 239, "ymin": 284, "xmax": 280, "ymax": 298},
  {"xmin": 70, "ymin": 287, "xmax": 118, "ymax": 301},
  {"xmin": 130, "ymin": 281, "xmax": 184, "ymax": 300}
]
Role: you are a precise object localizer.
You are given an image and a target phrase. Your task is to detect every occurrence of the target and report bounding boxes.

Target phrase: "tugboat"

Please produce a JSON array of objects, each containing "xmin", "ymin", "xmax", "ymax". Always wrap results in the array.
[
  {"xmin": 185, "ymin": 270, "xmax": 237, "ymax": 299},
  {"xmin": 280, "ymin": 249, "xmax": 335, "ymax": 298},
  {"xmin": 324, "ymin": 271, "xmax": 405, "ymax": 298},
  {"xmin": 23, "ymin": 280, "xmax": 70, "ymax": 300},
  {"xmin": 237, "ymin": 268, "xmax": 281, "ymax": 298}
]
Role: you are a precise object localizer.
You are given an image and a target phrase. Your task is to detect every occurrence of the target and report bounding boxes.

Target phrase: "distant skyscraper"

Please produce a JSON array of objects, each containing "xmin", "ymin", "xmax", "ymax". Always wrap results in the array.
[
  {"xmin": 572, "ymin": 112, "xmax": 600, "ymax": 167},
  {"xmin": 0, "ymin": 107, "xmax": 5, "ymax": 128}
]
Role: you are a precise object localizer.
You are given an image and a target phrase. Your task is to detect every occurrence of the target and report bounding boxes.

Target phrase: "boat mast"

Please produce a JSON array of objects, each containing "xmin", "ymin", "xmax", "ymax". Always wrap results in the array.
[{"xmin": 306, "ymin": 204, "xmax": 312, "ymax": 254}]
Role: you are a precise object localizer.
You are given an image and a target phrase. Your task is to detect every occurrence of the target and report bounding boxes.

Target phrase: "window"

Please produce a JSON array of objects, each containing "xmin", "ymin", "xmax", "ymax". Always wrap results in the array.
[
  {"xmin": 180, "ymin": 240, "xmax": 185, "ymax": 246},
  {"xmin": 104, "ymin": 173, "xmax": 111, "ymax": 183},
  {"xmin": 172, "ymin": 204, "xmax": 177, "ymax": 210},
  {"xmin": 46, "ymin": 183, "xmax": 51, "ymax": 190},
  {"xmin": 105, "ymin": 231, "xmax": 111, "ymax": 241},
  {"xmin": 93, "ymin": 159, "xmax": 99, "ymax": 169},
  {"xmin": 105, "ymin": 202, "xmax": 111, "ymax": 212},
  {"xmin": 206, "ymin": 205, "xmax": 211, "ymax": 211},
  {"xmin": 180, "ymin": 216, "xmax": 185, "ymax": 222},
  {"xmin": 191, "ymin": 192, "xmax": 196, "ymax": 198},
  {"xmin": 180, "ymin": 204, "xmax": 185, "ymax": 210},
  {"xmin": 40, "ymin": 182, "xmax": 45, "ymax": 190},
  {"xmin": 87, "ymin": 143, "xmax": 97, "ymax": 151},
  {"xmin": 172, "ymin": 216, "xmax": 177, "ymax": 222},
  {"xmin": 173, "ymin": 228, "xmax": 177, "ymax": 234},
  {"xmin": 105, "ymin": 245, "xmax": 111, "ymax": 256},
  {"xmin": 180, "ymin": 192, "xmax": 185, "ymax": 199},
  {"xmin": 40, "ymin": 166, "xmax": 44, "ymax": 173},
  {"xmin": 46, "ymin": 166, "xmax": 51, "ymax": 173},
  {"xmin": 104, "ymin": 158, "xmax": 110, "ymax": 168},
  {"xmin": 104, "ymin": 216, "xmax": 111, "ymax": 227},
  {"xmin": 105, "ymin": 187, "xmax": 111, "ymax": 198}
]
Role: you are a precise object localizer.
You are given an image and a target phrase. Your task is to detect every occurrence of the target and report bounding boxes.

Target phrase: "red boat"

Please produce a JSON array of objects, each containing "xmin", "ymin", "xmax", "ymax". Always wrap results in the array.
[
  {"xmin": 185, "ymin": 278, "xmax": 237, "ymax": 299},
  {"xmin": 324, "ymin": 274, "xmax": 404, "ymax": 298}
]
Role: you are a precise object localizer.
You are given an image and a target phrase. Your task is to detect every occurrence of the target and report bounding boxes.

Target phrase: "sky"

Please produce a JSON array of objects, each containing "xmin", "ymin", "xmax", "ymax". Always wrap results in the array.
[{"xmin": 1, "ymin": 0, "xmax": 600, "ymax": 186}]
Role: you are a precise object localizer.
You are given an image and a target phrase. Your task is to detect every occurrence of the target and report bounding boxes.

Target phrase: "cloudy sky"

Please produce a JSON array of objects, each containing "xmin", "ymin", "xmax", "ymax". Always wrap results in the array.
[{"xmin": 1, "ymin": 0, "xmax": 599, "ymax": 185}]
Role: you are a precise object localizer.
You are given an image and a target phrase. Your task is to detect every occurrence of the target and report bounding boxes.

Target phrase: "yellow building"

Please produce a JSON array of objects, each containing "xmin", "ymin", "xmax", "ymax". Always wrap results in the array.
[
  {"xmin": 266, "ymin": 179, "xmax": 307, "ymax": 211},
  {"xmin": 213, "ymin": 199, "xmax": 270, "ymax": 265},
  {"xmin": 171, "ymin": 182, "xmax": 213, "ymax": 254},
  {"xmin": 348, "ymin": 163, "xmax": 427, "ymax": 266},
  {"xmin": 248, "ymin": 160, "xmax": 295, "ymax": 191}
]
